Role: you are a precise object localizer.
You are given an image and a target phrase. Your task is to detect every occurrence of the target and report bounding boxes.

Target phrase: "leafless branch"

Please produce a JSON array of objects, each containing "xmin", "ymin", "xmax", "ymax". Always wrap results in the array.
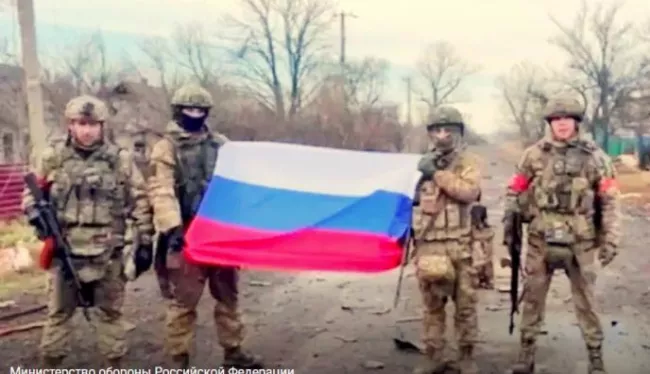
[
  {"xmin": 220, "ymin": 0, "xmax": 335, "ymax": 119},
  {"xmin": 548, "ymin": 0, "xmax": 647, "ymax": 138},
  {"xmin": 497, "ymin": 61, "xmax": 553, "ymax": 144},
  {"xmin": 342, "ymin": 57, "xmax": 389, "ymax": 110},
  {"xmin": 414, "ymin": 41, "xmax": 479, "ymax": 113}
]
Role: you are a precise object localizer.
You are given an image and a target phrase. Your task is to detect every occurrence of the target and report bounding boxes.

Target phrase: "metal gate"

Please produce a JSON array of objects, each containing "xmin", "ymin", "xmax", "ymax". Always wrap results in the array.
[{"xmin": 0, "ymin": 163, "xmax": 27, "ymax": 221}]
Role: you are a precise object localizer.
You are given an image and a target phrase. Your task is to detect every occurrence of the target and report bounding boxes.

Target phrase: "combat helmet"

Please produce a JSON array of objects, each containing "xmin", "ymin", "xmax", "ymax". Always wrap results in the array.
[
  {"xmin": 542, "ymin": 96, "xmax": 584, "ymax": 122},
  {"xmin": 64, "ymin": 95, "xmax": 109, "ymax": 122},
  {"xmin": 171, "ymin": 83, "xmax": 213, "ymax": 109},
  {"xmin": 426, "ymin": 106, "xmax": 465, "ymax": 134}
]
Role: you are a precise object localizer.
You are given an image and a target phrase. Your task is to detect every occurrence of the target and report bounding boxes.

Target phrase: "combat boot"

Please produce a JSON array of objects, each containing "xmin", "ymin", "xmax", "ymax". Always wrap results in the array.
[
  {"xmin": 41, "ymin": 355, "xmax": 64, "ymax": 368},
  {"xmin": 511, "ymin": 340, "xmax": 535, "ymax": 374},
  {"xmin": 171, "ymin": 353, "xmax": 190, "ymax": 369},
  {"xmin": 587, "ymin": 346, "xmax": 606, "ymax": 374},
  {"xmin": 458, "ymin": 345, "xmax": 479, "ymax": 374},
  {"xmin": 223, "ymin": 346, "xmax": 263, "ymax": 369},
  {"xmin": 412, "ymin": 349, "xmax": 450, "ymax": 374}
]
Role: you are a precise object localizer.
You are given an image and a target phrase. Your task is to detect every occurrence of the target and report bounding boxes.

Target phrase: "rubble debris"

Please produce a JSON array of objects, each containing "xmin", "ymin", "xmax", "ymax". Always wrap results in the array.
[
  {"xmin": 393, "ymin": 337, "xmax": 424, "ymax": 353},
  {"xmin": 362, "ymin": 360, "xmax": 384, "ymax": 369},
  {"xmin": 0, "ymin": 320, "xmax": 45, "ymax": 337},
  {"xmin": 0, "ymin": 300, "xmax": 16, "ymax": 309},
  {"xmin": 248, "ymin": 280, "xmax": 271, "ymax": 287},
  {"xmin": 334, "ymin": 335, "xmax": 357, "ymax": 343},
  {"xmin": 0, "ymin": 305, "xmax": 46, "ymax": 322}
]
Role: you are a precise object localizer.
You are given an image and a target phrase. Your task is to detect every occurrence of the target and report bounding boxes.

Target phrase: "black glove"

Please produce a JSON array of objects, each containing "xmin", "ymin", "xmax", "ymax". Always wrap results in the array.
[
  {"xmin": 502, "ymin": 213, "xmax": 514, "ymax": 246},
  {"xmin": 598, "ymin": 243, "xmax": 617, "ymax": 267},
  {"xmin": 470, "ymin": 204, "xmax": 488, "ymax": 228},
  {"xmin": 26, "ymin": 208, "xmax": 49, "ymax": 240},
  {"xmin": 166, "ymin": 226, "xmax": 185, "ymax": 253},
  {"xmin": 417, "ymin": 153, "xmax": 438, "ymax": 178},
  {"xmin": 134, "ymin": 242, "xmax": 153, "ymax": 277}
]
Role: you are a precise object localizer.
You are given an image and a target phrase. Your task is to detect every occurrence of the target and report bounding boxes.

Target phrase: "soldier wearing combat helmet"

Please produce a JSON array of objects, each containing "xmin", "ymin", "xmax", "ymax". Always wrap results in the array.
[
  {"xmin": 22, "ymin": 95, "xmax": 153, "ymax": 368},
  {"xmin": 411, "ymin": 106, "xmax": 483, "ymax": 374},
  {"xmin": 148, "ymin": 83, "xmax": 263, "ymax": 369},
  {"xmin": 503, "ymin": 96, "xmax": 620, "ymax": 373}
]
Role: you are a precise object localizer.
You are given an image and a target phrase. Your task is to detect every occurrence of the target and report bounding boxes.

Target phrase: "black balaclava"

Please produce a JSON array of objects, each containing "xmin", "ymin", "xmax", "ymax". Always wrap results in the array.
[{"xmin": 173, "ymin": 106, "xmax": 210, "ymax": 132}]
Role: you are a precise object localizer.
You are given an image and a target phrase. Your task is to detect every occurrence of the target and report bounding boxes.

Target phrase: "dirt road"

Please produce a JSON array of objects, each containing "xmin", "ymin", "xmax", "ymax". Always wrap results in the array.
[{"xmin": 1, "ymin": 144, "xmax": 649, "ymax": 373}]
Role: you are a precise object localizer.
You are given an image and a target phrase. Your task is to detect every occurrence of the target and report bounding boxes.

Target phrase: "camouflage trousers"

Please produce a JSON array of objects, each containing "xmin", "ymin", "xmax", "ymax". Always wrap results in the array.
[
  {"xmin": 519, "ymin": 239, "xmax": 603, "ymax": 347},
  {"xmin": 40, "ymin": 259, "xmax": 126, "ymax": 360},
  {"xmin": 164, "ymin": 255, "xmax": 245, "ymax": 356},
  {"xmin": 414, "ymin": 240, "xmax": 478, "ymax": 354},
  {"xmin": 470, "ymin": 226, "xmax": 494, "ymax": 288}
]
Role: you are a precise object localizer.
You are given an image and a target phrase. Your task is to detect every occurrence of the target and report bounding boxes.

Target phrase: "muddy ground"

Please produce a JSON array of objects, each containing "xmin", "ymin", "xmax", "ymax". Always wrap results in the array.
[{"xmin": 1, "ymin": 144, "xmax": 649, "ymax": 373}]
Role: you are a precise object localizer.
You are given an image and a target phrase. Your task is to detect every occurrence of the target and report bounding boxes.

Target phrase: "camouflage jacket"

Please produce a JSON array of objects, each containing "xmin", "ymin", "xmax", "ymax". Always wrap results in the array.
[
  {"xmin": 413, "ymin": 148, "xmax": 481, "ymax": 242},
  {"xmin": 148, "ymin": 121, "xmax": 228, "ymax": 233},
  {"xmin": 22, "ymin": 138, "xmax": 154, "ymax": 256},
  {"xmin": 504, "ymin": 132, "xmax": 620, "ymax": 250}
]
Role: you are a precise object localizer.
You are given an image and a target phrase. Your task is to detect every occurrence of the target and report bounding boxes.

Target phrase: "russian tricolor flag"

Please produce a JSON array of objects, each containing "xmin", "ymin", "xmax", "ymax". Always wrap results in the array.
[{"xmin": 184, "ymin": 141, "xmax": 422, "ymax": 273}]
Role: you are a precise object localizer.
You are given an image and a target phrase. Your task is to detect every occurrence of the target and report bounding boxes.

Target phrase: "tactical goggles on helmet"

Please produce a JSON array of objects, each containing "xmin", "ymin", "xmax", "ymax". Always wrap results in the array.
[
  {"xmin": 69, "ymin": 117, "xmax": 103, "ymax": 126},
  {"xmin": 426, "ymin": 123, "xmax": 463, "ymax": 133},
  {"xmin": 545, "ymin": 113, "xmax": 581, "ymax": 122}
]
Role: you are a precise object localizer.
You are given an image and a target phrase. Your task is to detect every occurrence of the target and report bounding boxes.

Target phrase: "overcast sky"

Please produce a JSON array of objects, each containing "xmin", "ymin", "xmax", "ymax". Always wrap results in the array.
[{"xmin": 1, "ymin": 0, "xmax": 649, "ymax": 133}]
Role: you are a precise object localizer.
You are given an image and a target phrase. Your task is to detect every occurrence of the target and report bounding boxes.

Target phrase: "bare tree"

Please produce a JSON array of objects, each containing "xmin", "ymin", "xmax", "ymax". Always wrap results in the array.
[
  {"xmin": 135, "ymin": 36, "xmax": 188, "ymax": 106},
  {"xmin": 414, "ymin": 41, "xmax": 478, "ymax": 113},
  {"xmin": 131, "ymin": 25, "xmax": 250, "ymax": 134},
  {"xmin": 171, "ymin": 24, "xmax": 223, "ymax": 86},
  {"xmin": 222, "ymin": 0, "xmax": 336, "ymax": 119},
  {"xmin": 343, "ymin": 57, "xmax": 390, "ymax": 110},
  {"xmin": 497, "ymin": 61, "xmax": 554, "ymax": 144},
  {"xmin": 57, "ymin": 32, "xmax": 122, "ymax": 97},
  {"xmin": 549, "ymin": 0, "xmax": 649, "ymax": 148}
]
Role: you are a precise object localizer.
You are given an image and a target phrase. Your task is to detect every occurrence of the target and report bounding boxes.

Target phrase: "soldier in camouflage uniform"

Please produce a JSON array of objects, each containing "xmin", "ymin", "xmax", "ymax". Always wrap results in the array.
[
  {"xmin": 148, "ymin": 84, "xmax": 263, "ymax": 369},
  {"xmin": 503, "ymin": 96, "xmax": 620, "ymax": 374},
  {"xmin": 412, "ymin": 106, "xmax": 481, "ymax": 374},
  {"xmin": 22, "ymin": 95, "xmax": 154, "ymax": 368}
]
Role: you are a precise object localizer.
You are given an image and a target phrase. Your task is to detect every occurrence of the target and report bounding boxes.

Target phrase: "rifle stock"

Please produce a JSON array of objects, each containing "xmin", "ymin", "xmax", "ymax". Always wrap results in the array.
[
  {"xmin": 24, "ymin": 173, "xmax": 91, "ymax": 321},
  {"xmin": 507, "ymin": 212, "xmax": 523, "ymax": 335}
]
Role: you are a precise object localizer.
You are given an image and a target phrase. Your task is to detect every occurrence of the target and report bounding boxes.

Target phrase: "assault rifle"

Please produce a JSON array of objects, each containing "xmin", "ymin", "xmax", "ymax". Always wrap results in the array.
[
  {"xmin": 506, "ymin": 212, "xmax": 523, "ymax": 335},
  {"xmin": 24, "ymin": 172, "xmax": 91, "ymax": 321}
]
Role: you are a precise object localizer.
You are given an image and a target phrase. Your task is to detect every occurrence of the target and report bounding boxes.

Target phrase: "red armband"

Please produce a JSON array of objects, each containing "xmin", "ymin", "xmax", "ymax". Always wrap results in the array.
[
  {"xmin": 598, "ymin": 177, "xmax": 619, "ymax": 194},
  {"xmin": 507, "ymin": 173, "xmax": 530, "ymax": 193},
  {"xmin": 36, "ymin": 175, "xmax": 52, "ymax": 192}
]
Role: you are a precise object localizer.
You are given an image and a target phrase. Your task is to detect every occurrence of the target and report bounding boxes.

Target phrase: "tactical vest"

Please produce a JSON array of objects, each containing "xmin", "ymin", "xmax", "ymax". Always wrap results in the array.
[
  {"xmin": 49, "ymin": 141, "xmax": 127, "ymax": 256},
  {"xmin": 413, "ymin": 152, "xmax": 472, "ymax": 241},
  {"xmin": 167, "ymin": 131, "xmax": 226, "ymax": 225},
  {"xmin": 528, "ymin": 140, "xmax": 598, "ymax": 249}
]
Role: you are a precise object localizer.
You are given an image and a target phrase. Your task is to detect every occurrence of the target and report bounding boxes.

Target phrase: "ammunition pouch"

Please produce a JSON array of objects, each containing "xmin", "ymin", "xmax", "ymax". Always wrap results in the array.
[
  {"xmin": 416, "ymin": 254, "xmax": 455, "ymax": 283},
  {"xmin": 545, "ymin": 245, "xmax": 574, "ymax": 264}
]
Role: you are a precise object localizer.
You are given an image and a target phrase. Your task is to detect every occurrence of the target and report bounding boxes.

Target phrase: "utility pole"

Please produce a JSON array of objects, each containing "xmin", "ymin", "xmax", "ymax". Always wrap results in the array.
[
  {"xmin": 16, "ymin": 0, "xmax": 47, "ymax": 165},
  {"xmin": 338, "ymin": 11, "xmax": 357, "ymax": 69},
  {"xmin": 404, "ymin": 77, "xmax": 412, "ymax": 126},
  {"xmin": 338, "ymin": 11, "xmax": 357, "ymax": 109}
]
